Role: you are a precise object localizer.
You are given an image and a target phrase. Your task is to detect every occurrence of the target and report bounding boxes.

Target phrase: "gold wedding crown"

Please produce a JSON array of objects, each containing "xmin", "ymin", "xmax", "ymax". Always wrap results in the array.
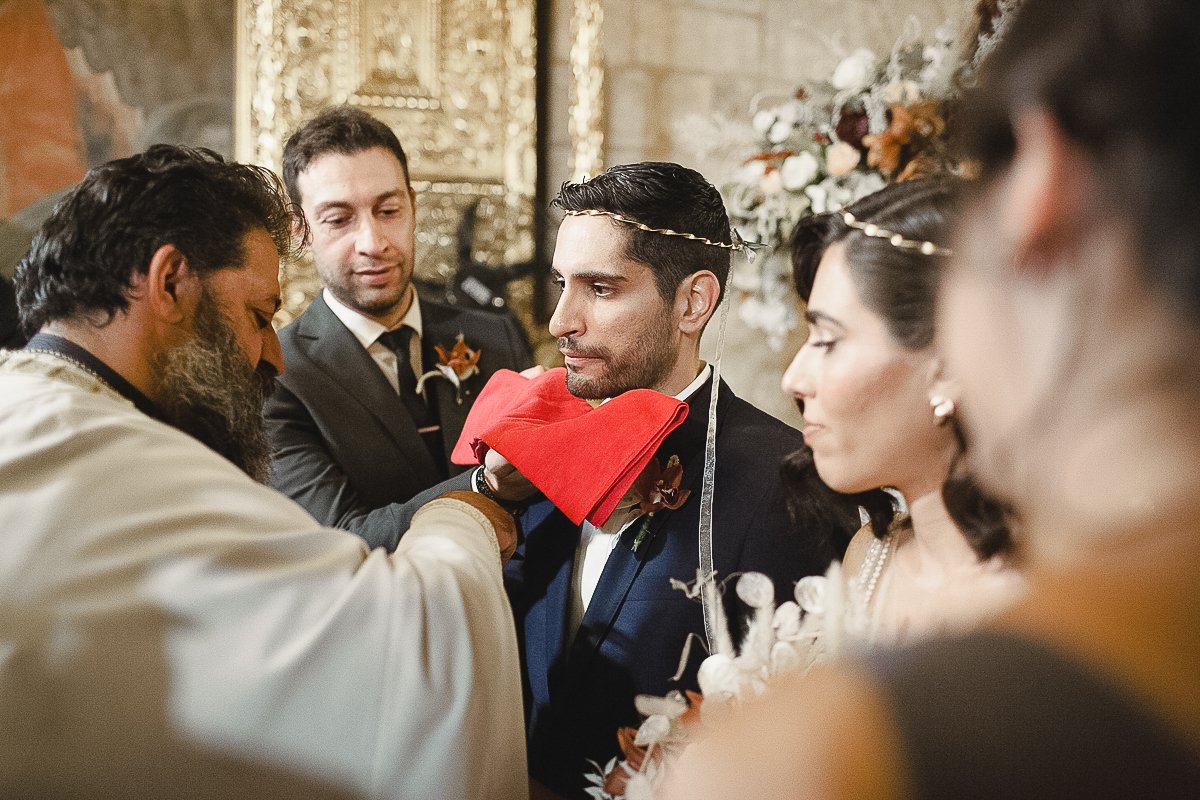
[
  {"xmin": 839, "ymin": 209, "xmax": 953, "ymax": 256},
  {"xmin": 562, "ymin": 208, "xmax": 750, "ymax": 253},
  {"xmin": 563, "ymin": 207, "xmax": 948, "ymax": 258}
]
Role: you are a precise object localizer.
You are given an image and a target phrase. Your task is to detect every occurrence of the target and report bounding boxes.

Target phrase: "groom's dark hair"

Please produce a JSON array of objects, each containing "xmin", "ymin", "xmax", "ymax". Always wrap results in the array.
[{"xmin": 551, "ymin": 162, "xmax": 732, "ymax": 304}]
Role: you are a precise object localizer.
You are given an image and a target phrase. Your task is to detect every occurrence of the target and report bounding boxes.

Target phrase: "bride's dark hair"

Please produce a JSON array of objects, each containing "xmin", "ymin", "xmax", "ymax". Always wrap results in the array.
[{"xmin": 782, "ymin": 177, "xmax": 1013, "ymax": 559}]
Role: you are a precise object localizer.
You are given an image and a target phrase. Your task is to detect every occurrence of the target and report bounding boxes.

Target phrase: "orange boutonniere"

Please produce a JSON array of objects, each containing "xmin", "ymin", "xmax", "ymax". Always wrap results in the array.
[
  {"xmin": 627, "ymin": 455, "xmax": 691, "ymax": 554},
  {"xmin": 633, "ymin": 454, "xmax": 691, "ymax": 516},
  {"xmin": 416, "ymin": 333, "xmax": 482, "ymax": 404},
  {"xmin": 435, "ymin": 334, "xmax": 482, "ymax": 380}
]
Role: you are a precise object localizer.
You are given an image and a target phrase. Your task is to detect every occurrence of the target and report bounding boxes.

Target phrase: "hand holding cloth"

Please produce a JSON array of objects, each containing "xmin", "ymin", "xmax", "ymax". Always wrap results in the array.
[{"xmin": 451, "ymin": 368, "xmax": 688, "ymax": 526}]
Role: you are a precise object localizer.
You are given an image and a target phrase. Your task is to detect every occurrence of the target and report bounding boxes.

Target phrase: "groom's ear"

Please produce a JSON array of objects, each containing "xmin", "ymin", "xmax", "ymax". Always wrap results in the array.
[{"xmin": 676, "ymin": 270, "xmax": 720, "ymax": 334}]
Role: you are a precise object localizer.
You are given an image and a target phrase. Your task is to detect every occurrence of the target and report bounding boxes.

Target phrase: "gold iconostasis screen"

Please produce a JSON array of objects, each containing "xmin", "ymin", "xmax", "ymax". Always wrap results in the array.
[{"xmin": 236, "ymin": 0, "xmax": 538, "ymax": 323}]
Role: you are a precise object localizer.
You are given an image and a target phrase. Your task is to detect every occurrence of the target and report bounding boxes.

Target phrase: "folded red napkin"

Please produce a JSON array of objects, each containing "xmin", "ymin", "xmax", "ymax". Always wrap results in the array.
[{"xmin": 451, "ymin": 368, "xmax": 689, "ymax": 526}]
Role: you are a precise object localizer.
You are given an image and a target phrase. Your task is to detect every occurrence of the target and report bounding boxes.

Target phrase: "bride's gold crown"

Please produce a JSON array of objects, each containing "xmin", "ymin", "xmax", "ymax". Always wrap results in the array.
[{"xmin": 840, "ymin": 209, "xmax": 953, "ymax": 257}]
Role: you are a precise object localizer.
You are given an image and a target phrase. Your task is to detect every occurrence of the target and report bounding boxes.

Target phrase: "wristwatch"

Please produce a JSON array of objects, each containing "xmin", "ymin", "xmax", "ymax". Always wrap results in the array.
[{"xmin": 472, "ymin": 465, "xmax": 526, "ymax": 517}]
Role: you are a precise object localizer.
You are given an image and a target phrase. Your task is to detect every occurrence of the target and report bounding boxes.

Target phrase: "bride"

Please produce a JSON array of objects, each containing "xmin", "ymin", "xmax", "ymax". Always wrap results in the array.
[{"xmin": 782, "ymin": 177, "xmax": 1024, "ymax": 643}]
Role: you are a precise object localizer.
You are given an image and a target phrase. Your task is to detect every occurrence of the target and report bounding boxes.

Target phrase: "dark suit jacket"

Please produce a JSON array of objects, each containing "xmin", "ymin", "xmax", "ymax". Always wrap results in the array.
[
  {"xmin": 0, "ymin": 276, "xmax": 25, "ymax": 350},
  {"xmin": 264, "ymin": 292, "xmax": 532, "ymax": 550},
  {"xmin": 504, "ymin": 376, "xmax": 859, "ymax": 797}
]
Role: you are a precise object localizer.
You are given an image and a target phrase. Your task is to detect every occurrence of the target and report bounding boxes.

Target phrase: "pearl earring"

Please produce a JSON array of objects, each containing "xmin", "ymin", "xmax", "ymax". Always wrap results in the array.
[{"xmin": 931, "ymin": 396, "xmax": 956, "ymax": 424}]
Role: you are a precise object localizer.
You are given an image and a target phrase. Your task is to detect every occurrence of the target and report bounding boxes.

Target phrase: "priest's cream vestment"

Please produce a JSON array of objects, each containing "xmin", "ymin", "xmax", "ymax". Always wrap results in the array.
[{"xmin": 0, "ymin": 350, "xmax": 528, "ymax": 799}]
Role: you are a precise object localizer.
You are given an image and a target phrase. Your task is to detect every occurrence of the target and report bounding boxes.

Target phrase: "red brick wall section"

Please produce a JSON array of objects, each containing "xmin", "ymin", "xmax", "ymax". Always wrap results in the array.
[{"xmin": 0, "ymin": 0, "xmax": 86, "ymax": 218}]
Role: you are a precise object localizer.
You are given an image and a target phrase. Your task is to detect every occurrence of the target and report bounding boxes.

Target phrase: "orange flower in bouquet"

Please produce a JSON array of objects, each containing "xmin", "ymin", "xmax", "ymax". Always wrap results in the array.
[{"xmin": 862, "ymin": 101, "xmax": 948, "ymax": 178}]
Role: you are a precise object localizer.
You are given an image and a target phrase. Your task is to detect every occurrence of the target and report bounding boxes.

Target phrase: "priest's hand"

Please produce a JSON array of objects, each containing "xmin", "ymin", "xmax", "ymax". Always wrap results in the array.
[
  {"xmin": 438, "ymin": 490, "xmax": 518, "ymax": 564},
  {"xmin": 482, "ymin": 447, "xmax": 539, "ymax": 503},
  {"xmin": 520, "ymin": 364, "xmax": 548, "ymax": 379}
]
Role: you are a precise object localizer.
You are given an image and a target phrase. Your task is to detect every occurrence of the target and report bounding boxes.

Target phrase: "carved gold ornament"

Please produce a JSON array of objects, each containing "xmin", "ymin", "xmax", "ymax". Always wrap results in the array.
[{"xmin": 235, "ymin": 0, "xmax": 538, "ymax": 324}]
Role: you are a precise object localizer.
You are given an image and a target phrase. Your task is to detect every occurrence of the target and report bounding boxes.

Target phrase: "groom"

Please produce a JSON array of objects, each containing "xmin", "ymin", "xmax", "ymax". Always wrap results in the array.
[{"xmin": 469, "ymin": 163, "xmax": 859, "ymax": 796}]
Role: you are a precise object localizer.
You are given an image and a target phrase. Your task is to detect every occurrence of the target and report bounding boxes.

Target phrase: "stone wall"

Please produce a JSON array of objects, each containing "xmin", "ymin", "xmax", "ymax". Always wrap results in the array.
[{"xmin": 541, "ymin": 0, "xmax": 972, "ymax": 425}]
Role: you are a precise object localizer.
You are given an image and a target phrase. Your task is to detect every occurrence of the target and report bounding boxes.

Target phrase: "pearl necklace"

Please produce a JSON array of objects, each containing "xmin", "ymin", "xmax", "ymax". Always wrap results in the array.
[{"xmin": 858, "ymin": 533, "xmax": 898, "ymax": 610}]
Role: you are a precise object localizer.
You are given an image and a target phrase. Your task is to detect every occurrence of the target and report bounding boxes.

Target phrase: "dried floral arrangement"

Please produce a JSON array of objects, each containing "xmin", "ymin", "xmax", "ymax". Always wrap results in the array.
[
  {"xmin": 585, "ymin": 565, "xmax": 871, "ymax": 799},
  {"xmin": 677, "ymin": 3, "xmax": 1022, "ymax": 350}
]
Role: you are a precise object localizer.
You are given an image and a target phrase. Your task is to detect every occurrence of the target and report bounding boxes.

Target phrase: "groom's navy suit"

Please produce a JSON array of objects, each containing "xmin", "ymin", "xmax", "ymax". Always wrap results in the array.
[
  {"xmin": 505, "ymin": 375, "xmax": 857, "ymax": 796},
  {"xmin": 264, "ymin": 291, "xmax": 532, "ymax": 551}
]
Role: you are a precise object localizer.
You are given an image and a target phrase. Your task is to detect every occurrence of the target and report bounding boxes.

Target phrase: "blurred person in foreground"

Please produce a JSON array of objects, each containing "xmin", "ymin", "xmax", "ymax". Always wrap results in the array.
[
  {"xmin": 783, "ymin": 177, "xmax": 1023, "ymax": 644},
  {"xmin": 664, "ymin": 0, "xmax": 1200, "ymax": 796},
  {"xmin": 0, "ymin": 145, "xmax": 527, "ymax": 799}
]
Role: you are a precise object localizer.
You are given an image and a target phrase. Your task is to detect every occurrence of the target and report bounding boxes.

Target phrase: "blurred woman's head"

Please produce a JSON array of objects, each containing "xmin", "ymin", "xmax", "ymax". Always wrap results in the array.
[
  {"xmin": 944, "ymin": 0, "xmax": 1200, "ymax": 537},
  {"xmin": 783, "ymin": 178, "xmax": 1010, "ymax": 558}
]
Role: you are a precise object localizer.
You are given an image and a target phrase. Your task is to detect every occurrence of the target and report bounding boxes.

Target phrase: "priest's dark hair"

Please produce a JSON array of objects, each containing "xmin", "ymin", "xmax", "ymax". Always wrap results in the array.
[
  {"xmin": 15, "ymin": 145, "xmax": 302, "ymax": 336},
  {"xmin": 282, "ymin": 106, "xmax": 411, "ymax": 205},
  {"xmin": 784, "ymin": 177, "xmax": 1013, "ymax": 560},
  {"xmin": 551, "ymin": 162, "xmax": 732, "ymax": 305}
]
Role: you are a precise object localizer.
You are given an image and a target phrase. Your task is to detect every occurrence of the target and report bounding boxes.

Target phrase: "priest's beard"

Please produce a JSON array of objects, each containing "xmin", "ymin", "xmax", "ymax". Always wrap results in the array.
[{"xmin": 151, "ymin": 288, "xmax": 276, "ymax": 483}]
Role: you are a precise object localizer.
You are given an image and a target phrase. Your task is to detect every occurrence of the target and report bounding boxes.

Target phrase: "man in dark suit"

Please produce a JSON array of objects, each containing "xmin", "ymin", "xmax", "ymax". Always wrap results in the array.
[
  {"xmin": 264, "ymin": 107, "xmax": 532, "ymax": 551},
  {"xmin": 435, "ymin": 162, "xmax": 857, "ymax": 797}
]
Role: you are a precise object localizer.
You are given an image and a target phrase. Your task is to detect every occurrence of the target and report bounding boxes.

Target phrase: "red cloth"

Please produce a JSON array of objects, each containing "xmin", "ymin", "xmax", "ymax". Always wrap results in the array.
[{"xmin": 451, "ymin": 368, "xmax": 689, "ymax": 526}]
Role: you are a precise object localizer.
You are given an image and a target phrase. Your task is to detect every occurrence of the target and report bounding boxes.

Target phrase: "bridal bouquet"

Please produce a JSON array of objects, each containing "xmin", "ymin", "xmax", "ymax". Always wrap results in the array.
[
  {"xmin": 585, "ymin": 565, "xmax": 873, "ymax": 799},
  {"xmin": 678, "ymin": 17, "xmax": 968, "ymax": 349}
]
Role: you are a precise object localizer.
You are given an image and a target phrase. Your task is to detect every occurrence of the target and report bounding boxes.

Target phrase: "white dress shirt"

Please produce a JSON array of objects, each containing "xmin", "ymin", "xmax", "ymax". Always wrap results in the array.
[
  {"xmin": 569, "ymin": 364, "xmax": 713, "ymax": 631},
  {"xmin": 323, "ymin": 287, "xmax": 423, "ymax": 394}
]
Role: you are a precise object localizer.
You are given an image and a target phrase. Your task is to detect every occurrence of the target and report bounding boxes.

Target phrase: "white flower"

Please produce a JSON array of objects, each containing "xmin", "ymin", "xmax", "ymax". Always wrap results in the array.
[
  {"xmin": 780, "ymin": 151, "xmax": 819, "ymax": 191},
  {"xmin": 696, "ymin": 653, "xmax": 740, "ymax": 698},
  {"xmin": 846, "ymin": 171, "xmax": 887, "ymax": 202},
  {"xmin": 752, "ymin": 109, "xmax": 776, "ymax": 134},
  {"xmin": 772, "ymin": 601, "xmax": 802, "ymax": 639},
  {"xmin": 760, "ymin": 168, "xmax": 784, "ymax": 195},
  {"xmin": 880, "ymin": 79, "xmax": 921, "ymax": 105},
  {"xmin": 804, "ymin": 181, "xmax": 832, "ymax": 215},
  {"xmin": 738, "ymin": 159, "xmax": 767, "ymax": 183},
  {"xmin": 634, "ymin": 714, "xmax": 672, "ymax": 747},
  {"xmin": 767, "ymin": 118, "xmax": 793, "ymax": 144},
  {"xmin": 774, "ymin": 101, "xmax": 799, "ymax": 127},
  {"xmin": 635, "ymin": 693, "xmax": 688, "ymax": 719},
  {"xmin": 824, "ymin": 141, "xmax": 861, "ymax": 177},
  {"xmin": 624, "ymin": 772, "xmax": 656, "ymax": 800},
  {"xmin": 736, "ymin": 572, "xmax": 776, "ymax": 609},
  {"xmin": 831, "ymin": 48, "xmax": 878, "ymax": 92},
  {"xmin": 794, "ymin": 575, "xmax": 828, "ymax": 614}
]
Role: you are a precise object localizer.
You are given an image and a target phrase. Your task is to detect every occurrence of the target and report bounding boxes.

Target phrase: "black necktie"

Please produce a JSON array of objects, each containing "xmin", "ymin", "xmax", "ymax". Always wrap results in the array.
[{"xmin": 377, "ymin": 327, "xmax": 431, "ymax": 428}]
